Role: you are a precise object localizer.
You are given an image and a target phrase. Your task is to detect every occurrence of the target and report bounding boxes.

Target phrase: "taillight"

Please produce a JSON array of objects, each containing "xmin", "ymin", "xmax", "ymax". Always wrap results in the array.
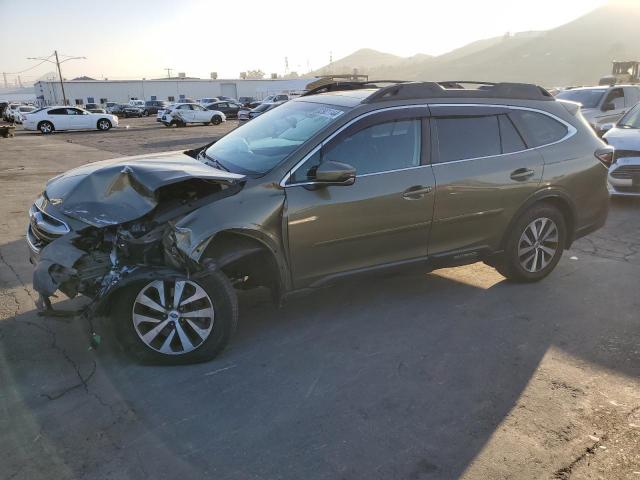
[{"xmin": 595, "ymin": 147, "xmax": 614, "ymax": 168}]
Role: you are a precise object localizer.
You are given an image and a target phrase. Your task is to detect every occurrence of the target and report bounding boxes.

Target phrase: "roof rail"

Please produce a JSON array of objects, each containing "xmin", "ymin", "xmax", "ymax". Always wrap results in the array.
[
  {"xmin": 364, "ymin": 81, "xmax": 553, "ymax": 103},
  {"xmin": 301, "ymin": 80, "xmax": 408, "ymax": 97}
]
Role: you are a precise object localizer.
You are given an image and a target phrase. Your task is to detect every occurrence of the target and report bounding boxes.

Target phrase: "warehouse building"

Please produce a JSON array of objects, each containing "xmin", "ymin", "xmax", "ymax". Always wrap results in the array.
[{"xmin": 33, "ymin": 77, "xmax": 318, "ymax": 106}]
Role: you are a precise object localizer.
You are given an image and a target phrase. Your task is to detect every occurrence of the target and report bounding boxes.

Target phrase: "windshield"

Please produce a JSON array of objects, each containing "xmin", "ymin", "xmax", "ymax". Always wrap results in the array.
[
  {"xmin": 556, "ymin": 89, "xmax": 606, "ymax": 108},
  {"xmin": 617, "ymin": 103, "xmax": 640, "ymax": 129},
  {"xmin": 205, "ymin": 100, "xmax": 347, "ymax": 174}
]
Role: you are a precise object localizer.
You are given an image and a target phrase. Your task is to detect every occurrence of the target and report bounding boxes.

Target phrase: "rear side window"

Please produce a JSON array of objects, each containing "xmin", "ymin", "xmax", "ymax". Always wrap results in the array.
[
  {"xmin": 498, "ymin": 114, "xmax": 526, "ymax": 153},
  {"xmin": 48, "ymin": 108, "xmax": 67, "ymax": 115},
  {"xmin": 435, "ymin": 116, "xmax": 501, "ymax": 162},
  {"xmin": 509, "ymin": 110, "xmax": 567, "ymax": 147}
]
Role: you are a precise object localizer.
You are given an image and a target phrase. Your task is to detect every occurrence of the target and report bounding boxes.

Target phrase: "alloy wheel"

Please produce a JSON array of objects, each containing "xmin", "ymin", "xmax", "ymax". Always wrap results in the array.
[
  {"xmin": 132, "ymin": 279, "xmax": 215, "ymax": 355},
  {"xmin": 517, "ymin": 217, "xmax": 559, "ymax": 273},
  {"xmin": 98, "ymin": 120, "xmax": 110, "ymax": 130}
]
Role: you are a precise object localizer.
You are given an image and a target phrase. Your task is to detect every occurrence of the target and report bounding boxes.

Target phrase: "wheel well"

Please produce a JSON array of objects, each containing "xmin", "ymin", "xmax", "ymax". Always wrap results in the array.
[
  {"xmin": 501, "ymin": 195, "xmax": 576, "ymax": 251},
  {"xmin": 538, "ymin": 197, "xmax": 575, "ymax": 248},
  {"xmin": 202, "ymin": 232, "xmax": 282, "ymax": 298},
  {"xmin": 97, "ymin": 118, "xmax": 111, "ymax": 126},
  {"xmin": 37, "ymin": 120, "xmax": 53, "ymax": 130}
]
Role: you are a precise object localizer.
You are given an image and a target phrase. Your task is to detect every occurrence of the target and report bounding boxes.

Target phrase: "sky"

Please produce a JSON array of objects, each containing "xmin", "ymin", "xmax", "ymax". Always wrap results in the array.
[{"xmin": 0, "ymin": 0, "xmax": 617, "ymax": 84}]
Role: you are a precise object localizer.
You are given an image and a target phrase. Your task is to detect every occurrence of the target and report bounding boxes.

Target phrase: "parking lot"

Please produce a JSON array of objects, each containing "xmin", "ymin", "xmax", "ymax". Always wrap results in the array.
[{"xmin": 1, "ymin": 119, "xmax": 639, "ymax": 479}]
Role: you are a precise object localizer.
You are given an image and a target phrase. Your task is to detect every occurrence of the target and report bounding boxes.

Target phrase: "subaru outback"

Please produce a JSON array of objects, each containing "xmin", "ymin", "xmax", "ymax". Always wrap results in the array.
[{"xmin": 27, "ymin": 81, "xmax": 611, "ymax": 364}]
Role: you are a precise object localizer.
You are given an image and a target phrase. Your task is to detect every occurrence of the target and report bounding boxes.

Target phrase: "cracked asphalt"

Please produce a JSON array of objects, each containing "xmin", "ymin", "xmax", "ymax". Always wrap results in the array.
[{"xmin": 1, "ymin": 118, "xmax": 639, "ymax": 479}]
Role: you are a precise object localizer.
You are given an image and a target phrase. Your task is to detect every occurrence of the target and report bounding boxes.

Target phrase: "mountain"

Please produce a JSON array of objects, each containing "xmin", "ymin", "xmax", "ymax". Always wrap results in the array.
[{"xmin": 311, "ymin": 3, "xmax": 640, "ymax": 87}]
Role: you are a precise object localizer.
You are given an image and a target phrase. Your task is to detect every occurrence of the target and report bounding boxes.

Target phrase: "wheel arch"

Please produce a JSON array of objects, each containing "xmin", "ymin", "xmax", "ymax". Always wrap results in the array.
[
  {"xmin": 96, "ymin": 118, "xmax": 112, "ymax": 129},
  {"xmin": 501, "ymin": 188, "xmax": 577, "ymax": 250},
  {"xmin": 37, "ymin": 120, "xmax": 54, "ymax": 132},
  {"xmin": 200, "ymin": 229, "xmax": 290, "ymax": 300}
]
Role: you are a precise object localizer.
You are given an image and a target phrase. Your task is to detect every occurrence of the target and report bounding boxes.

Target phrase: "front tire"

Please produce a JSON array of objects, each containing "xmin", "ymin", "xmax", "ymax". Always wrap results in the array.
[
  {"xmin": 211, "ymin": 115, "xmax": 222, "ymax": 125},
  {"xmin": 494, "ymin": 204, "xmax": 566, "ymax": 282},
  {"xmin": 97, "ymin": 119, "xmax": 112, "ymax": 131},
  {"xmin": 112, "ymin": 271, "xmax": 238, "ymax": 364},
  {"xmin": 38, "ymin": 121, "xmax": 54, "ymax": 134}
]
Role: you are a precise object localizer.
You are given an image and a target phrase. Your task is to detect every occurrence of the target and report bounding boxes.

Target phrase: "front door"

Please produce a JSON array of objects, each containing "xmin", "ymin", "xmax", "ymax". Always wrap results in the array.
[{"xmin": 285, "ymin": 108, "xmax": 435, "ymax": 288}]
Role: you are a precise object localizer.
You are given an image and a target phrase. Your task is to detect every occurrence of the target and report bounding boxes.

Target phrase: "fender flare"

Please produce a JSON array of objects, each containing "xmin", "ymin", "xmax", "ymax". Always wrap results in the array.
[{"xmin": 501, "ymin": 187, "xmax": 578, "ymax": 249}]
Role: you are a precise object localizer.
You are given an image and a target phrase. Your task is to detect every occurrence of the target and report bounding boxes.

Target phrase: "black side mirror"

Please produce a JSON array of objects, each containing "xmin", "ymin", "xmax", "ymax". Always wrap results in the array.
[
  {"xmin": 602, "ymin": 102, "xmax": 615, "ymax": 112},
  {"xmin": 313, "ymin": 161, "xmax": 356, "ymax": 186}
]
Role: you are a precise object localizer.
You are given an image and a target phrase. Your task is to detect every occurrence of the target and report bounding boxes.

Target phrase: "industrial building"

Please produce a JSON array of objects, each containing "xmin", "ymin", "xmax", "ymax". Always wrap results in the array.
[{"xmin": 33, "ymin": 77, "xmax": 318, "ymax": 106}]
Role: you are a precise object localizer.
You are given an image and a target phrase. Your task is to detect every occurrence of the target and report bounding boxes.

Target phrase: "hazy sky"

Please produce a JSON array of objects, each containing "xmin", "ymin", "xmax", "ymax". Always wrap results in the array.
[{"xmin": 0, "ymin": 0, "xmax": 612, "ymax": 83}]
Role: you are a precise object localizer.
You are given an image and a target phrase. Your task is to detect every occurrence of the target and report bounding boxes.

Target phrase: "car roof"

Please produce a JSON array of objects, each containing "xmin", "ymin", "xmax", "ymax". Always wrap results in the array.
[{"xmin": 295, "ymin": 81, "xmax": 555, "ymax": 108}]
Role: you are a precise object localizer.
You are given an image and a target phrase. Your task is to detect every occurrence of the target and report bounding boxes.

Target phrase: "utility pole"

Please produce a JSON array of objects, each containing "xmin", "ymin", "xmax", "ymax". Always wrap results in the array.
[
  {"xmin": 2, "ymin": 72, "xmax": 7, "ymax": 88},
  {"xmin": 54, "ymin": 50, "xmax": 67, "ymax": 105},
  {"xmin": 165, "ymin": 68, "xmax": 173, "ymax": 78},
  {"xmin": 27, "ymin": 51, "xmax": 85, "ymax": 106}
]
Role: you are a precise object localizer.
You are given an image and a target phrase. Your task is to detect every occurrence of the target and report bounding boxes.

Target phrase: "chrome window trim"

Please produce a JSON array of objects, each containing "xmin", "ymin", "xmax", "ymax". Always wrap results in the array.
[
  {"xmin": 280, "ymin": 103, "xmax": 577, "ymax": 186},
  {"xmin": 280, "ymin": 105, "xmax": 429, "ymax": 187},
  {"xmin": 430, "ymin": 103, "xmax": 577, "ymax": 166}
]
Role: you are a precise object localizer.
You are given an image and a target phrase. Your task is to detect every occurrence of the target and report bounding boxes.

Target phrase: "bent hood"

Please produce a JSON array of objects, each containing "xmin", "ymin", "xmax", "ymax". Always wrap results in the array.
[{"xmin": 45, "ymin": 150, "xmax": 244, "ymax": 227}]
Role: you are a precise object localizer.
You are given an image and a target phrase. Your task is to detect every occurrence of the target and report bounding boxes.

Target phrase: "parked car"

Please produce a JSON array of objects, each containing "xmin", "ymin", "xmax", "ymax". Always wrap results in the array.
[
  {"xmin": 143, "ymin": 100, "xmax": 168, "ymax": 116},
  {"xmin": 22, "ymin": 106, "xmax": 118, "ymax": 133},
  {"xmin": 14, "ymin": 105, "xmax": 38, "ymax": 123},
  {"xmin": 107, "ymin": 104, "xmax": 128, "ymax": 115},
  {"xmin": 197, "ymin": 97, "xmax": 219, "ymax": 105},
  {"xmin": 556, "ymin": 85, "xmax": 640, "ymax": 135},
  {"xmin": 4, "ymin": 103, "xmax": 22, "ymax": 122},
  {"xmin": 25, "ymin": 81, "xmax": 610, "ymax": 364},
  {"xmin": 602, "ymin": 102, "xmax": 640, "ymax": 196},
  {"xmin": 237, "ymin": 101, "xmax": 284, "ymax": 124},
  {"xmin": 128, "ymin": 99, "xmax": 146, "ymax": 109},
  {"xmin": 205, "ymin": 101, "xmax": 241, "ymax": 119},
  {"xmin": 122, "ymin": 105, "xmax": 144, "ymax": 118},
  {"xmin": 160, "ymin": 103, "xmax": 226, "ymax": 127},
  {"xmin": 104, "ymin": 102, "xmax": 117, "ymax": 111},
  {"xmin": 238, "ymin": 96, "xmax": 255, "ymax": 107},
  {"xmin": 85, "ymin": 103, "xmax": 100, "ymax": 111}
]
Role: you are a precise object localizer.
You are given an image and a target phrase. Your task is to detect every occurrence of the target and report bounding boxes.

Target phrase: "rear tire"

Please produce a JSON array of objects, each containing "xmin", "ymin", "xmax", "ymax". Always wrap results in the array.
[
  {"xmin": 211, "ymin": 115, "xmax": 222, "ymax": 125},
  {"xmin": 494, "ymin": 204, "xmax": 566, "ymax": 282},
  {"xmin": 38, "ymin": 121, "xmax": 54, "ymax": 134},
  {"xmin": 112, "ymin": 271, "xmax": 238, "ymax": 364}
]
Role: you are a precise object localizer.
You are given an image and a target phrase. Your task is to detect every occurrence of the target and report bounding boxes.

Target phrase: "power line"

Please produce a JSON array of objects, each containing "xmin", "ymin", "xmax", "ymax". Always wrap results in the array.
[
  {"xmin": 24, "ymin": 51, "xmax": 86, "ymax": 105},
  {"xmin": 3, "ymin": 55, "xmax": 54, "ymax": 75}
]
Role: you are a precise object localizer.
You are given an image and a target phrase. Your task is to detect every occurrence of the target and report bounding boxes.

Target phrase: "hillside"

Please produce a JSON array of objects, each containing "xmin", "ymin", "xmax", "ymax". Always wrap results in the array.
[{"xmin": 312, "ymin": 3, "xmax": 640, "ymax": 87}]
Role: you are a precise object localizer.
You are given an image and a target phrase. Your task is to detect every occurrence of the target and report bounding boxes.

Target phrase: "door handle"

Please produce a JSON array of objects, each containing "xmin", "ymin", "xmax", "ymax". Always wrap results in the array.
[
  {"xmin": 402, "ymin": 185, "xmax": 433, "ymax": 200},
  {"xmin": 510, "ymin": 168, "xmax": 535, "ymax": 181}
]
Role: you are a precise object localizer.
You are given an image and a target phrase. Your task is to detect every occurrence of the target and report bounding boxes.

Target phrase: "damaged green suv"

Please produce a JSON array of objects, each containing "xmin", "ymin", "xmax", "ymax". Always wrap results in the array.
[{"xmin": 28, "ymin": 81, "xmax": 611, "ymax": 363}]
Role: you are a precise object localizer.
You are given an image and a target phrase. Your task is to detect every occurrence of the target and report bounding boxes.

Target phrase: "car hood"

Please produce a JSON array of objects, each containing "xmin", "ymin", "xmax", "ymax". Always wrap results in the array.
[
  {"xmin": 44, "ymin": 150, "xmax": 245, "ymax": 227},
  {"xmin": 603, "ymin": 127, "xmax": 640, "ymax": 151}
]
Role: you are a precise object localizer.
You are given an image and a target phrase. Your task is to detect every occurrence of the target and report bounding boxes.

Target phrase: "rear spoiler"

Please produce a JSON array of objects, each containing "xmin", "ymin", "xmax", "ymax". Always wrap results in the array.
[{"xmin": 556, "ymin": 99, "xmax": 581, "ymax": 116}]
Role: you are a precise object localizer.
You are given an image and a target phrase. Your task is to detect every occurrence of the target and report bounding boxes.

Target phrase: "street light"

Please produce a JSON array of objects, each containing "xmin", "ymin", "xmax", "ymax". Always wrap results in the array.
[{"xmin": 27, "ymin": 50, "xmax": 86, "ymax": 105}]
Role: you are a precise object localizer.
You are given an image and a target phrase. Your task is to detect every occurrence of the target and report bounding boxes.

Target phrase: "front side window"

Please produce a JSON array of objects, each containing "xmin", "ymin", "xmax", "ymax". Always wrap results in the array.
[
  {"xmin": 509, "ymin": 110, "xmax": 567, "ymax": 147},
  {"xmin": 435, "ymin": 116, "xmax": 501, "ymax": 162},
  {"xmin": 323, "ymin": 119, "xmax": 421, "ymax": 176},
  {"xmin": 48, "ymin": 108, "xmax": 67, "ymax": 115},
  {"xmin": 205, "ymin": 101, "xmax": 347, "ymax": 174}
]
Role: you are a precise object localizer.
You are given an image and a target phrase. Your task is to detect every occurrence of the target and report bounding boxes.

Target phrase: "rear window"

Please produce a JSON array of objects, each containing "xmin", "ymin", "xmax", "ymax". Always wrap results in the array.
[
  {"xmin": 435, "ymin": 116, "xmax": 501, "ymax": 162},
  {"xmin": 509, "ymin": 110, "xmax": 568, "ymax": 147}
]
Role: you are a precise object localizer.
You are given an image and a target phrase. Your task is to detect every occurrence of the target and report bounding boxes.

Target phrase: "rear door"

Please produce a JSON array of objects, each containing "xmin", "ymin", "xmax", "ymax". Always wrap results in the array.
[
  {"xmin": 429, "ymin": 105, "xmax": 546, "ymax": 257},
  {"xmin": 285, "ymin": 107, "xmax": 435, "ymax": 287},
  {"xmin": 47, "ymin": 108, "xmax": 69, "ymax": 130}
]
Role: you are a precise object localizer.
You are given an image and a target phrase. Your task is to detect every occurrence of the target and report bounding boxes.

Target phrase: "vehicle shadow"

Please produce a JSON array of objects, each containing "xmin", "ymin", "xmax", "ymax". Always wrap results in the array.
[{"xmin": 2, "ymin": 255, "xmax": 637, "ymax": 479}]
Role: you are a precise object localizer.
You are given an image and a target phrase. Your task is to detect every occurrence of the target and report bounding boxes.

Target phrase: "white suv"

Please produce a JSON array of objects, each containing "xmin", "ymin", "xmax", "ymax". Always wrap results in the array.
[{"xmin": 159, "ymin": 103, "xmax": 226, "ymax": 127}]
